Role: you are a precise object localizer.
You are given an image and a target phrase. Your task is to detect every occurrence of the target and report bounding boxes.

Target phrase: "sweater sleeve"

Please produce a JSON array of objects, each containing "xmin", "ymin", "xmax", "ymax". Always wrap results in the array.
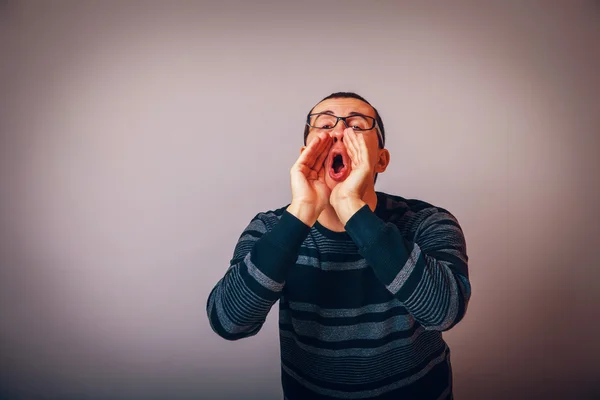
[
  {"xmin": 345, "ymin": 205, "xmax": 471, "ymax": 331},
  {"xmin": 206, "ymin": 210, "xmax": 311, "ymax": 340}
]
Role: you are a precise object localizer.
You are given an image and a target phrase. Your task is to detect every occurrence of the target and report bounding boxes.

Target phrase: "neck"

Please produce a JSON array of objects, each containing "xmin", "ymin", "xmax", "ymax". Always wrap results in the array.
[{"xmin": 317, "ymin": 189, "xmax": 378, "ymax": 232}]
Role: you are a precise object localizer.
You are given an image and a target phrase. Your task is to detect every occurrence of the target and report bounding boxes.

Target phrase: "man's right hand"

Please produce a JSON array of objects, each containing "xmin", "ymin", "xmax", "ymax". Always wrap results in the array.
[{"xmin": 287, "ymin": 132, "xmax": 333, "ymax": 227}]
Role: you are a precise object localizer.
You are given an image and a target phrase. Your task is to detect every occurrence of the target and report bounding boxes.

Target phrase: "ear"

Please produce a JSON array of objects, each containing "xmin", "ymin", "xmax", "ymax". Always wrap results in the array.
[
  {"xmin": 374, "ymin": 149, "xmax": 390, "ymax": 173},
  {"xmin": 300, "ymin": 146, "xmax": 306, "ymax": 155}
]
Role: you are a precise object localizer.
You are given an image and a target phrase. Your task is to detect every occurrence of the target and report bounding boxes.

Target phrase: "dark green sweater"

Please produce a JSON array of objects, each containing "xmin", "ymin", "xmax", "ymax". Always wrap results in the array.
[{"xmin": 207, "ymin": 191, "xmax": 471, "ymax": 399}]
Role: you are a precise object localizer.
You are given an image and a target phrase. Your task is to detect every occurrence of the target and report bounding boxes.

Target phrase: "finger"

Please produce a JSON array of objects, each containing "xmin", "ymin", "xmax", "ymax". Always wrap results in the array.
[
  {"xmin": 314, "ymin": 136, "xmax": 332, "ymax": 172},
  {"xmin": 305, "ymin": 132, "xmax": 332, "ymax": 168},
  {"xmin": 307, "ymin": 134, "xmax": 331, "ymax": 170},
  {"xmin": 296, "ymin": 136, "xmax": 322, "ymax": 167},
  {"xmin": 317, "ymin": 163, "xmax": 325, "ymax": 181},
  {"xmin": 308, "ymin": 132, "xmax": 331, "ymax": 164},
  {"xmin": 356, "ymin": 132, "xmax": 369, "ymax": 164},
  {"xmin": 349, "ymin": 129, "xmax": 367, "ymax": 166},
  {"xmin": 344, "ymin": 129, "xmax": 360, "ymax": 165},
  {"xmin": 315, "ymin": 132, "xmax": 331, "ymax": 155}
]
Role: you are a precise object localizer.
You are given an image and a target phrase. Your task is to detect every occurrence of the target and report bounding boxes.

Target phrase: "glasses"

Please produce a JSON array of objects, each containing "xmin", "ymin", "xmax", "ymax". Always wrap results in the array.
[{"xmin": 306, "ymin": 113, "xmax": 384, "ymax": 147}]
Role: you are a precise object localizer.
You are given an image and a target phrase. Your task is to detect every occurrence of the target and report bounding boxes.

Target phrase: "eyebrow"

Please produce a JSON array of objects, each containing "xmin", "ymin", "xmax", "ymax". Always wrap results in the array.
[
  {"xmin": 347, "ymin": 111, "xmax": 373, "ymax": 118},
  {"xmin": 312, "ymin": 110, "xmax": 374, "ymax": 118},
  {"xmin": 314, "ymin": 110, "xmax": 335, "ymax": 115}
]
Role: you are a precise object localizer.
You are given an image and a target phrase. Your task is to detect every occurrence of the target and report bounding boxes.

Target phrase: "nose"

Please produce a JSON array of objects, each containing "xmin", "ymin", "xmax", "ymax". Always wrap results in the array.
[{"xmin": 330, "ymin": 121, "xmax": 347, "ymax": 144}]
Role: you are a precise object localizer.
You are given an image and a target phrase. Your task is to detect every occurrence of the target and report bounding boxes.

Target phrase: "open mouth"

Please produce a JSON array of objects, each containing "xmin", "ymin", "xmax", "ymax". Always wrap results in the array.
[
  {"xmin": 328, "ymin": 150, "xmax": 350, "ymax": 181},
  {"xmin": 332, "ymin": 154, "xmax": 344, "ymax": 173}
]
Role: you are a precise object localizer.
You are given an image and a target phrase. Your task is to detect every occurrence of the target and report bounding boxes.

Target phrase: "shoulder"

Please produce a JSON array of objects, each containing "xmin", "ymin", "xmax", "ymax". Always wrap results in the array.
[
  {"xmin": 249, "ymin": 204, "xmax": 289, "ymax": 231},
  {"xmin": 377, "ymin": 192, "xmax": 466, "ymax": 256},
  {"xmin": 376, "ymin": 191, "xmax": 435, "ymax": 213},
  {"xmin": 376, "ymin": 191, "xmax": 462, "ymax": 229}
]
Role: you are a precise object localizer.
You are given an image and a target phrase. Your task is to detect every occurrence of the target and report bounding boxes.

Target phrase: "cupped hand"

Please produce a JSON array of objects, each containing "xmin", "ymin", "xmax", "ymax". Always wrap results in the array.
[
  {"xmin": 287, "ymin": 131, "xmax": 333, "ymax": 226},
  {"xmin": 330, "ymin": 128, "xmax": 373, "ymax": 209}
]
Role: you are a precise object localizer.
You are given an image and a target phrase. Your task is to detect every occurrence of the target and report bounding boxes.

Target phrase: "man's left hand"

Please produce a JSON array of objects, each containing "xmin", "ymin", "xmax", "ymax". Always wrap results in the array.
[{"xmin": 330, "ymin": 128, "xmax": 372, "ymax": 224}]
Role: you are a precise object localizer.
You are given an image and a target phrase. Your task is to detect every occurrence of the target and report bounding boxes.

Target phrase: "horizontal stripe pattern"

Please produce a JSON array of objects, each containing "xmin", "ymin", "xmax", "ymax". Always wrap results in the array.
[
  {"xmin": 208, "ymin": 209, "xmax": 287, "ymax": 339},
  {"xmin": 278, "ymin": 325, "xmax": 429, "ymax": 358},
  {"xmin": 281, "ymin": 347, "xmax": 448, "ymax": 399},
  {"xmin": 296, "ymin": 255, "xmax": 368, "ymax": 271},
  {"xmin": 286, "ymin": 298, "xmax": 406, "ymax": 318},
  {"xmin": 281, "ymin": 332, "xmax": 446, "ymax": 385},
  {"xmin": 281, "ymin": 313, "xmax": 417, "ymax": 341},
  {"xmin": 207, "ymin": 192, "xmax": 470, "ymax": 398},
  {"xmin": 393, "ymin": 208, "xmax": 471, "ymax": 331}
]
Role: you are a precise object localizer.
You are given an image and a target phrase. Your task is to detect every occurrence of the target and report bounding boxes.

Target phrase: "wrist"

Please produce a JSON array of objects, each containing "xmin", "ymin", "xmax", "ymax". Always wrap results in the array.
[
  {"xmin": 333, "ymin": 197, "xmax": 366, "ymax": 225},
  {"xmin": 287, "ymin": 201, "xmax": 319, "ymax": 227}
]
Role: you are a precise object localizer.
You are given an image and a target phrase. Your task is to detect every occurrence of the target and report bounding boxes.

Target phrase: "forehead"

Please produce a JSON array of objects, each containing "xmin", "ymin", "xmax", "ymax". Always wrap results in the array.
[{"xmin": 312, "ymin": 97, "xmax": 375, "ymax": 117}]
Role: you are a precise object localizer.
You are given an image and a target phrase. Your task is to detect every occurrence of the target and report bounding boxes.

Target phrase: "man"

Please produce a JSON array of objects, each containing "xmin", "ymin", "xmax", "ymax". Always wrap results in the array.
[{"xmin": 207, "ymin": 92, "xmax": 471, "ymax": 399}]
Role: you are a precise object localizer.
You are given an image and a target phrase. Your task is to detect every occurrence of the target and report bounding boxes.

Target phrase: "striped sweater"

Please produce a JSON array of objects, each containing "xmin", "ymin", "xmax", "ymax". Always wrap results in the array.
[{"xmin": 207, "ymin": 191, "xmax": 471, "ymax": 399}]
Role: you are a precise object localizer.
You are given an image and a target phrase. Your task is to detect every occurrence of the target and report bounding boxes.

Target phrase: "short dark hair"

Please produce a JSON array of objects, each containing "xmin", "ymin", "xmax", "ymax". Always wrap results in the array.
[
  {"xmin": 303, "ymin": 92, "xmax": 386, "ymax": 149},
  {"xmin": 303, "ymin": 92, "xmax": 386, "ymax": 184}
]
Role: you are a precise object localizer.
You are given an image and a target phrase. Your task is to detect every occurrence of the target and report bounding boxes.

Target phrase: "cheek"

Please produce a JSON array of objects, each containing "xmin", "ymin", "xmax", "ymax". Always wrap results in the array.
[
  {"xmin": 363, "ymin": 137, "xmax": 380, "ymax": 161},
  {"xmin": 367, "ymin": 151, "xmax": 378, "ymax": 167}
]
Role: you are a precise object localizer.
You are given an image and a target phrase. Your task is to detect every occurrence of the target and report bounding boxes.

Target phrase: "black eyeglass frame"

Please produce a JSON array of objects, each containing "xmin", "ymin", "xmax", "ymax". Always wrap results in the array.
[{"xmin": 306, "ymin": 113, "xmax": 385, "ymax": 148}]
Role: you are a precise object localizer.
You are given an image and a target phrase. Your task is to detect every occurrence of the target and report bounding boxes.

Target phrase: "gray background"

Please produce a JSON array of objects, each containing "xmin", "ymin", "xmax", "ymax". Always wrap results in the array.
[{"xmin": 1, "ymin": 1, "xmax": 599, "ymax": 399}]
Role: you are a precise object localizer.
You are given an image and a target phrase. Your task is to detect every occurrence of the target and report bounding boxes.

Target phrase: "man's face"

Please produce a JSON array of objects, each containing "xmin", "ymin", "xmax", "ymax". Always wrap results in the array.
[{"xmin": 304, "ymin": 97, "xmax": 385, "ymax": 191}]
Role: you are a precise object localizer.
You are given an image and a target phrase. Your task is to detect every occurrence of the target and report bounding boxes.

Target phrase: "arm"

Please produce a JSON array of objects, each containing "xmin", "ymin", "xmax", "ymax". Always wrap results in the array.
[
  {"xmin": 344, "ymin": 203, "xmax": 471, "ymax": 331},
  {"xmin": 207, "ymin": 130, "xmax": 332, "ymax": 340},
  {"xmin": 330, "ymin": 129, "xmax": 470, "ymax": 331},
  {"xmin": 206, "ymin": 210, "xmax": 310, "ymax": 340}
]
